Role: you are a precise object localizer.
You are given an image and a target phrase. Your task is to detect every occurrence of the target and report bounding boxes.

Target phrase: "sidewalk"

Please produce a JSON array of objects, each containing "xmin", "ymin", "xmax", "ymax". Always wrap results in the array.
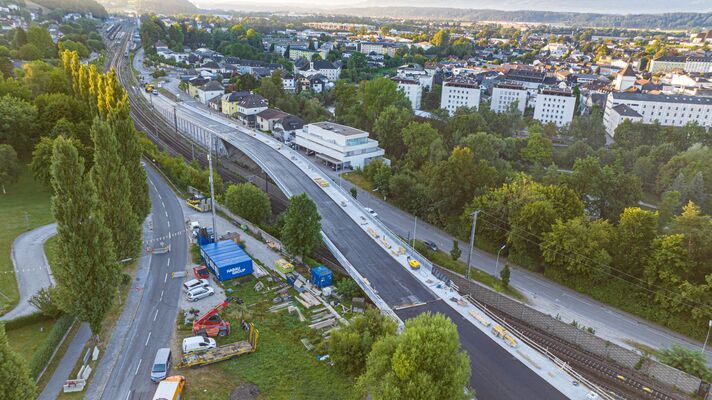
[{"xmin": 37, "ymin": 323, "xmax": 91, "ymax": 400}]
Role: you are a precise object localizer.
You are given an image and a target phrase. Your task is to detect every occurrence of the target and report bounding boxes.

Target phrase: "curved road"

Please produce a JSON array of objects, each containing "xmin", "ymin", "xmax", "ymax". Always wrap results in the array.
[{"xmin": 1, "ymin": 223, "xmax": 57, "ymax": 321}]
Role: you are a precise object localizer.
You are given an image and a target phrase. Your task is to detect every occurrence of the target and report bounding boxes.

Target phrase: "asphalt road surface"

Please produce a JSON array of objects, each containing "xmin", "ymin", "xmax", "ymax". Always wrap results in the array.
[
  {"xmin": 86, "ymin": 163, "xmax": 187, "ymax": 400},
  {"xmin": 160, "ymin": 101, "xmax": 568, "ymax": 399},
  {"xmin": 1, "ymin": 223, "xmax": 56, "ymax": 321}
]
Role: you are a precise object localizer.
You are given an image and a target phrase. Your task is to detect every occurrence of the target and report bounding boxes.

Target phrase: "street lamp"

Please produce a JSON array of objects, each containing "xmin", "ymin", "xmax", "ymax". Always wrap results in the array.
[
  {"xmin": 465, "ymin": 211, "xmax": 480, "ymax": 282},
  {"xmin": 495, "ymin": 244, "xmax": 506, "ymax": 278},
  {"xmin": 703, "ymin": 320, "xmax": 712, "ymax": 353}
]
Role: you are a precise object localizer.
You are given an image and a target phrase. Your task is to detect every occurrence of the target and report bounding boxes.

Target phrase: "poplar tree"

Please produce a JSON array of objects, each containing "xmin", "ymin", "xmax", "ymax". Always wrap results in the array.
[
  {"xmin": 0, "ymin": 323, "xmax": 36, "ymax": 399},
  {"xmin": 110, "ymin": 105, "xmax": 150, "ymax": 220},
  {"xmin": 281, "ymin": 194, "xmax": 322, "ymax": 258},
  {"xmin": 50, "ymin": 137, "xmax": 119, "ymax": 334},
  {"xmin": 90, "ymin": 118, "xmax": 141, "ymax": 260}
]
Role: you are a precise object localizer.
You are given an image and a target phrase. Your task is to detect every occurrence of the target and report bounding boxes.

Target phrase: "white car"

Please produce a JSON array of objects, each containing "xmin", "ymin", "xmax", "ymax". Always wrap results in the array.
[
  {"xmin": 182, "ymin": 336, "xmax": 216, "ymax": 354},
  {"xmin": 364, "ymin": 207, "xmax": 378, "ymax": 218},
  {"xmin": 183, "ymin": 278, "xmax": 209, "ymax": 293},
  {"xmin": 186, "ymin": 286, "xmax": 215, "ymax": 302}
]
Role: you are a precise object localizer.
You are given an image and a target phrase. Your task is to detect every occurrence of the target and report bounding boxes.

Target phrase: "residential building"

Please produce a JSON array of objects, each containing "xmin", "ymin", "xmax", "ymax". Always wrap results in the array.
[
  {"xmin": 295, "ymin": 122, "xmax": 385, "ymax": 169},
  {"xmin": 282, "ymin": 72, "xmax": 296, "ymax": 92},
  {"xmin": 491, "ymin": 83, "xmax": 527, "ymax": 114},
  {"xmin": 533, "ymin": 88, "xmax": 576, "ymax": 127},
  {"xmin": 256, "ymin": 108, "xmax": 289, "ymax": 132},
  {"xmin": 541, "ymin": 43, "xmax": 569, "ymax": 58},
  {"xmin": 606, "ymin": 104, "xmax": 644, "ymax": 135},
  {"xmin": 196, "ymin": 81, "xmax": 224, "ymax": 104},
  {"xmin": 236, "ymin": 94, "xmax": 269, "ymax": 127},
  {"xmin": 685, "ymin": 56, "xmax": 712, "ymax": 74},
  {"xmin": 294, "ymin": 60, "xmax": 341, "ymax": 81},
  {"xmin": 441, "ymin": 78, "xmax": 481, "ymax": 115},
  {"xmin": 392, "ymin": 77, "xmax": 422, "ymax": 110},
  {"xmin": 613, "ymin": 64, "xmax": 637, "ymax": 92},
  {"xmin": 504, "ymin": 69, "xmax": 547, "ymax": 90},
  {"xmin": 221, "ymin": 91, "xmax": 250, "ymax": 116},
  {"xmin": 603, "ymin": 92, "xmax": 712, "ymax": 136},
  {"xmin": 359, "ymin": 42, "xmax": 398, "ymax": 57}
]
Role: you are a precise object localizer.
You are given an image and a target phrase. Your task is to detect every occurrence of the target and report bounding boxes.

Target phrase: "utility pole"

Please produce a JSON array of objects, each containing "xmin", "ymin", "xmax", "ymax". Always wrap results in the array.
[
  {"xmin": 466, "ymin": 210, "xmax": 480, "ymax": 281},
  {"xmin": 208, "ymin": 130, "xmax": 218, "ymax": 240},
  {"xmin": 412, "ymin": 215, "xmax": 417, "ymax": 249},
  {"xmin": 173, "ymin": 105, "xmax": 178, "ymax": 135}
]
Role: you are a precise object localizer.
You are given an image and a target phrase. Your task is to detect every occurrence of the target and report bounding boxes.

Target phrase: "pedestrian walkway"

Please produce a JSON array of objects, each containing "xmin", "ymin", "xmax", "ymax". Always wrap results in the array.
[{"xmin": 38, "ymin": 323, "xmax": 91, "ymax": 400}]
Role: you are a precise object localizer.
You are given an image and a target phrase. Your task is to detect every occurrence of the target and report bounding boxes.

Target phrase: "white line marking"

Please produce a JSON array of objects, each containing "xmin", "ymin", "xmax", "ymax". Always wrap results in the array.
[
  {"xmin": 164, "ymin": 211, "xmax": 168, "ymax": 218},
  {"xmin": 167, "ymin": 258, "xmax": 170, "ymax": 267},
  {"xmin": 134, "ymin": 359, "xmax": 142, "ymax": 376},
  {"xmin": 161, "ymin": 201, "xmax": 165, "ymax": 208},
  {"xmin": 125, "ymin": 390, "xmax": 131, "ymax": 400},
  {"xmin": 160, "ymin": 290, "xmax": 164, "ymax": 302},
  {"xmin": 145, "ymin": 331, "xmax": 151, "ymax": 346},
  {"xmin": 167, "ymin": 220, "xmax": 170, "ymax": 229},
  {"xmin": 164, "ymin": 273, "xmax": 168, "ymax": 283},
  {"xmin": 154, "ymin": 308, "xmax": 159, "ymax": 321}
]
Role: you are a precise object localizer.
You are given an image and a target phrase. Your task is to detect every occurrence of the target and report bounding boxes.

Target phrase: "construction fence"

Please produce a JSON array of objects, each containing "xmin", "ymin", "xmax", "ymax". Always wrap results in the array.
[{"xmin": 432, "ymin": 266, "xmax": 702, "ymax": 395}]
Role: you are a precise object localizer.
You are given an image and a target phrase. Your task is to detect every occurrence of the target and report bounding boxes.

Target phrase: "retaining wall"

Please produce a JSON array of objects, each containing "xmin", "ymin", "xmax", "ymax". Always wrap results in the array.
[{"xmin": 433, "ymin": 266, "xmax": 702, "ymax": 394}]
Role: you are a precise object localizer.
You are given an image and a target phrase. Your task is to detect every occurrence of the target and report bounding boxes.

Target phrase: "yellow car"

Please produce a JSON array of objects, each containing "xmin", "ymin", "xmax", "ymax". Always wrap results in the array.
[{"xmin": 407, "ymin": 257, "xmax": 421, "ymax": 270}]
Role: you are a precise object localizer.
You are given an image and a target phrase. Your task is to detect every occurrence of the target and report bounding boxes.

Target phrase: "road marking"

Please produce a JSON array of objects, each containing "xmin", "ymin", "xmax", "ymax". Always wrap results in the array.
[
  {"xmin": 134, "ymin": 359, "xmax": 142, "ymax": 376},
  {"xmin": 145, "ymin": 331, "xmax": 152, "ymax": 346},
  {"xmin": 160, "ymin": 290, "xmax": 164, "ymax": 302},
  {"xmin": 164, "ymin": 211, "xmax": 168, "ymax": 218},
  {"xmin": 161, "ymin": 201, "xmax": 165, "ymax": 208},
  {"xmin": 164, "ymin": 273, "xmax": 168, "ymax": 283},
  {"xmin": 154, "ymin": 308, "xmax": 159, "ymax": 321},
  {"xmin": 167, "ymin": 220, "xmax": 170, "ymax": 229},
  {"xmin": 125, "ymin": 391, "xmax": 131, "ymax": 400},
  {"xmin": 167, "ymin": 258, "xmax": 170, "ymax": 267}
]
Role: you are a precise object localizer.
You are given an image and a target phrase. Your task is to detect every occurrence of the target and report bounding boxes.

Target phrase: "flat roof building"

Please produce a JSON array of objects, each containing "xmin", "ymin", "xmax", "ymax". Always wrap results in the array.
[{"xmin": 295, "ymin": 122, "xmax": 385, "ymax": 170}]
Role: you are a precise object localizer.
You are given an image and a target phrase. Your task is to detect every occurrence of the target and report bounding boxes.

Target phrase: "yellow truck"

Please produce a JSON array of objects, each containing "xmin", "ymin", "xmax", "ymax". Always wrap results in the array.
[{"xmin": 152, "ymin": 375, "xmax": 185, "ymax": 400}]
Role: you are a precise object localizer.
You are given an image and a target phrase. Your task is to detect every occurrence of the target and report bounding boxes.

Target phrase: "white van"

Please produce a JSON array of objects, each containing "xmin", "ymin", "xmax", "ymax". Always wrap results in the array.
[
  {"xmin": 182, "ymin": 336, "xmax": 216, "ymax": 354},
  {"xmin": 183, "ymin": 278, "xmax": 209, "ymax": 293}
]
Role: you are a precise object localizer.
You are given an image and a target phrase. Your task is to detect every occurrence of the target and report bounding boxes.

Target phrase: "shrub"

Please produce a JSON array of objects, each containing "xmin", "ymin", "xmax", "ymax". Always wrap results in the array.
[{"xmin": 28, "ymin": 314, "xmax": 74, "ymax": 379}]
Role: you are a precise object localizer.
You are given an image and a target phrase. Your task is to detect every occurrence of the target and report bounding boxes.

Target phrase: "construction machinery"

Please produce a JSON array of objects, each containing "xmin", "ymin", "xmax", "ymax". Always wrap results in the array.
[
  {"xmin": 192, "ymin": 301, "xmax": 231, "ymax": 337},
  {"xmin": 193, "ymin": 265, "xmax": 209, "ymax": 280},
  {"xmin": 144, "ymin": 83, "xmax": 155, "ymax": 93},
  {"xmin": 187, "ymin": 195, "xmax": 211, "ymax": 212},
  {"xmin": 177, "ymin": 323, "xmax": 259, "ymax": 368}
]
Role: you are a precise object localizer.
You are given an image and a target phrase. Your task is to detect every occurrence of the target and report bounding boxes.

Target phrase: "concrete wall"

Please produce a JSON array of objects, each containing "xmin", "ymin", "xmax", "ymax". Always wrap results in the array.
[{"xmin": 432, "ymin": 266, "xmax": 702, "ymax": 394}]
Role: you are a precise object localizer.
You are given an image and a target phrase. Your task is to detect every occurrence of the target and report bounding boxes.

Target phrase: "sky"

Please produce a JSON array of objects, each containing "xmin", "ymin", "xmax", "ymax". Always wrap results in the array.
[{"xmin": 193, "ymin": 0, "xmax": 712, "ymax": 14}]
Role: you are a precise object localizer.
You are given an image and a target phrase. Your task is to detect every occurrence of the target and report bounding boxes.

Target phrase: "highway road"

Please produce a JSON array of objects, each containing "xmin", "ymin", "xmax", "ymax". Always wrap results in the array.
[
  {"xmin": 140, "ymin": 88, "xmax": 571, "ymax": 398},
  {"xmin": 1, "ymin": 223, "xmax": 56, "ymax": 320},
  {"xmin": 86, "ymin": 163, "xmax": 187, "ymax": 400}
]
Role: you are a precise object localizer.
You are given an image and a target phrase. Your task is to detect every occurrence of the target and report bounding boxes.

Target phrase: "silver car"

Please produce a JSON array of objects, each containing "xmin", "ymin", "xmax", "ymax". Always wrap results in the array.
[{"xmin": 186, "ymin": 286, "xmax": 215, "ymax": 302}]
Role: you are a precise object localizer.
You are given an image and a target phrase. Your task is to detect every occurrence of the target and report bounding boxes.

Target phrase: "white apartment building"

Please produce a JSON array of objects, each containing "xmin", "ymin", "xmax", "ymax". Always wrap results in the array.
[
  {"xmin": 392, "ymin": 77, "xmax": 422, "ymax": 110},
  {"xmin": 605, "ymin": 104, "xmax": 644, "ymax": 136},
  {"xmin": 491, "ymin": 83, "xmax": 527, "ymax": 114},
  {"xmin": 603, "ymin": 92, "xmax": 712, "ymax": 136},
  {"xmin": 649, "ymin": 56, "xmax": 687, "ymax": 73},
  {"xmin": 441, "ymin": 79, "xmax": 481, "ymax": 115},
  {"xmin": 295, "ymin": 122, "xmax": 385, "ymax": 169},
  {"xmin": 685, "ymin": 56, "xmax": 712, "ymax": 74},
  {"xmin": 533, "ymin": 88, "xmax": 576, "ymax": 127}
]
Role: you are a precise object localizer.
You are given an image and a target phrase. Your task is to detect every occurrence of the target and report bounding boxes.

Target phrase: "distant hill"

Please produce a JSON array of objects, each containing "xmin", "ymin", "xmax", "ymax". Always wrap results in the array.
[
  {"xmin": 30, "ymin": 0, "xmax": 108, "ymax": 18},
  {"xmin": 97, "ymin": 0, "xmax": 198, "ymax": 15},
  {"xmin": 334, "ymin": 7, "xmax": 712, "ymax": 30}
]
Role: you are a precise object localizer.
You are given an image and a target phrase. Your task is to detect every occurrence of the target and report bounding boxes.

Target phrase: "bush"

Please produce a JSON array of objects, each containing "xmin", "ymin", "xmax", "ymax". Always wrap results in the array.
[
  {"xmin": 28, "ymin": 314, "xmax": 74, "ymax": 379},
  {"xmin": 658, "ymin": 345, "xmax": 711, "ymax": 381},
  {"xmin": 3, "ymin": 312, "xmax": 49, "ymax": 330}
]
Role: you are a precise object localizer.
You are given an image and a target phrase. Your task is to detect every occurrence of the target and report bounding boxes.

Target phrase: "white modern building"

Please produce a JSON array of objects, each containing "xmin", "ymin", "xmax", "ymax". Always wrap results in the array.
[
  {"xmin": 533, "ymin": 88, "xmax": 576, "ymax": 127},
  {"xmin": 603, "ymin": 92, "xmax": 712, "ymax": 136},
  {"xmin": 441, "ymin": 79, "xmax": 481, "ymax": 115},
  {"xmin": 295, "ymin": 122, "xmax": 385, "ymax": 169},
  {"xmin": 393, "ymin": 77, "xmax": 422, "ymax": 110},
  {"xmin": 491, "ymin": 83, "xmax": 527, "ymax": 114},
  {"xmin": 196, "ymin": 81, "xmax": 224, "ymax": 105},
  {"xmin": 685, "ymin": 56, "xmax": 712, "ymax": 74}
]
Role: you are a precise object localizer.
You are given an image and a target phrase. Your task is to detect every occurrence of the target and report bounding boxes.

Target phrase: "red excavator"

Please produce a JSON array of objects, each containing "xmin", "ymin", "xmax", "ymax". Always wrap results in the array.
[{"xmin": 193, "ymin": 301, "xmax": 231, "ymax": 337}]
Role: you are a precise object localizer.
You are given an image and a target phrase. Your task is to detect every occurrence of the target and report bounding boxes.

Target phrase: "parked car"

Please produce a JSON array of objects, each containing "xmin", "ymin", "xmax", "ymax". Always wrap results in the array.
[
  {"xmin": 183, "ymin": 278, "xmax": 209, "ymax": 293},
  {"xmin": 182, "ymin": 336, "xmax": 216, "ymax": 354},
  {"xmin": 364, "ymin": 207, "xmax": 378, "ymax": 218},
  {"xmin": 186, "ymin": 286, "xmax": 215, "ymax": 302},
  {"xmin": 150, "ymin": 348, "xmax": 172, "ymax": 382},
  {"xmin": 423, "ymin": 240, "xmax": 438, "ymax": 252}
]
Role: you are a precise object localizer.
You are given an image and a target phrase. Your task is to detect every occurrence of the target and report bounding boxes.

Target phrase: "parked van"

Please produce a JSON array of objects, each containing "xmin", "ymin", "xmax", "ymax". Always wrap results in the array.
[
  {"xmin": 151, "ymin": 348, "xmax": 172, "ymax": 382},
  {"xmin": 182, "ymin": 336, "xmax": 216, "ymax": 354},
  {"xmin": 183, "ymin": 278, "xmax": 209, "ymax": 293}
]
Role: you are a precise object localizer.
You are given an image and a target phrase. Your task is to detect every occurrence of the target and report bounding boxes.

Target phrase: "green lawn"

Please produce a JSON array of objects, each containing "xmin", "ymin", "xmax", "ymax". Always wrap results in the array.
[
  {"xmin": 0, "ymin": 167, "xmax": 54, "ymax": 314},
  {"xmin": 178, "ymin": 276, "xmax": 357, "ymax": 400},
  {"xmin": 5, "ymin": 317, "xmax": 58, "ymax": 362},
  {"xmin": 342, "ymin": 172, "xmax": 374, "ymax": 192}
]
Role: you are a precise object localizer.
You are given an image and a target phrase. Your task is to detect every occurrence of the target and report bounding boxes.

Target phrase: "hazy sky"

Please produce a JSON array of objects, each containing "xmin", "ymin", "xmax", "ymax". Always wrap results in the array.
[{"xmin": 193, "ymin": 0, "xmax": 712, "ymax": 14}]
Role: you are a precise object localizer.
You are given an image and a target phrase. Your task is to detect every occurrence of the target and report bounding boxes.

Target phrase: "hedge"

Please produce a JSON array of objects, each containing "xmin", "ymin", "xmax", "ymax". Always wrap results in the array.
[
  {"xmin": 28, "ymin": 314, "xmax": 74, "ymax": 379},
  {"xmin": 3, "ymin": 312, "xmax": 50, "ymax": 330}
]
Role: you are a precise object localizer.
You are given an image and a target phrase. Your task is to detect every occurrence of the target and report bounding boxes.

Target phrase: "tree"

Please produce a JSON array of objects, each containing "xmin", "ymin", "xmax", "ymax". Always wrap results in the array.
[
  {"xmin": 659, "ymin": 345, "xmax": 711, "ymax": 380},
  {"xmin": 450, "ymin": 240, "xmax": 461, "ymax": 260},
  {"xmin": 281, "ymin": 193, "xmax": 322, "ymax": 258},
  {"xmin": 0, "ymin": 323, "xmax": 36, "ymax": 399},
  {"xmin": 431, "ymin": 30, "xmax": 450, "ymax": 47},
  {"xmin": 13, "ymin": 27, "xmax": 27, "ymax": 48},
  {"xmin": 17, "ymin": 43, "xmax": 41, "ymax": 60},
  {"xmin": 0, "ymin": 57, "xmax": 13, "ymax": 78},
  {"xmin": 658, "ymin": 191, "xmax": 681, "ymax": 229},
  {"xmin": 356, "ymin": 77, "xmax": 410, "ymax": 132},
  {"xmin": 27, "ymin": 26, "xmax": 56, "ymax": 58},
  {"xmin": 90, "ymin": 119, "xmax": 141, "ymax": 261},
  {"xmin": 520, "ymin": 133, "xmax": 553, "ymax": 165},
  {"xmin": 327, "ymin": 309, "xmax": 397, "ymax": 375},
  {"xmin": 357, "ymin": 312, "xmax": 471, "ymax": 400},
  {"xmin": 0, "ymin": 144, "xmax": 20, "ymax": 194},
  {"xmin": 111, "ymin": 113, "xmax": 150, "ymax": 220},
  {"xmin": 28, "ymin": 287, "xmax": 61, "ymax": 318},
  {"xmin": 402, "ymin": 121, "xmax": 443, "ymax": 169},
  {"xmin": 645, "ymin": 234, "xmax": 695, "ymax": 312},
  {"xmin": 50, "ymin": 137, "xmax": 119, "ymax": 335},
  {"xmin": 613, "ymin": 208, "xmax": 658, "ymax": 278},
  {"xmin": 541, "ymin": 217, "xmax": 613, "ymax": 280},
  {"xmin": 0, "ymin": 94, "xmax": 38, "ymax": 155},
  {"xmin": 372, "ymin": 105, "xmax": 412, "ymax": 158},
  {"xmin": 350, "ymin": 187, "xmax": 357, "ymax": 199},
  {"xmin": 224, "ymin": 183, "xmax": 272, "ymax": 225},
  {"xmin": 500, "ymin": 264, "xmax": 511, "ymax": 288},
  {"xmin": 336, "ymin": 278, "xmax": 359, "ymax": 299}
]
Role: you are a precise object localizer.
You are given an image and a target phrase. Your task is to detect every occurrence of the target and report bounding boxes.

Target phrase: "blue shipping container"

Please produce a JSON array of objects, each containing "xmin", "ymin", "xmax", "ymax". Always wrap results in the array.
[
  {"xmin": 200, "ymin": 240, "xmax": 253, "ymax": 281},
  {"xmin": 310, "ymin": 265, "xmax": 332, "ymax": 288}
]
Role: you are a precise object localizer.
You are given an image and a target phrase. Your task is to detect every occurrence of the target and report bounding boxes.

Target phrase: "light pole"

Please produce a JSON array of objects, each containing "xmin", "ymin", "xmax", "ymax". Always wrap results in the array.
[
  {"xmin": 465, "ymin": 210, "xmax": 480, "ymax": 282},
  {"xmin": 703, "ymin": 320, "xmax": 712, "ymax": 353},
  {"xmin": 495, "ymin": 244, "xmax": 506, "ymax": 278}
]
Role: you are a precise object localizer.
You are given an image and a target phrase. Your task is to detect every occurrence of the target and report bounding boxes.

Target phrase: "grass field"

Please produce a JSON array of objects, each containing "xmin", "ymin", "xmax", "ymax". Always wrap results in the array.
[
  {"xmin": 178, "ymin": 276, "xmax": 357, "ymax": 400},
  {"xmin": 0, "ymin": 167, "xmax": 54, "ymax": 314},
  {"xmin": 5, "ymin": 317, "xmax": 58, "ymax": 361},
  {"xmin": 342, "ymin": 172, "xmax": 374, "ymax": 192}
]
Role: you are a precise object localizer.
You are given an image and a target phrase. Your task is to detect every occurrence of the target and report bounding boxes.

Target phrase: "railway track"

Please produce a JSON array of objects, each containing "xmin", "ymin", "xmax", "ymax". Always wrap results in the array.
[{"xmin": 105, "ymin": 24, "xmax": 689, "ymax": 400}]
